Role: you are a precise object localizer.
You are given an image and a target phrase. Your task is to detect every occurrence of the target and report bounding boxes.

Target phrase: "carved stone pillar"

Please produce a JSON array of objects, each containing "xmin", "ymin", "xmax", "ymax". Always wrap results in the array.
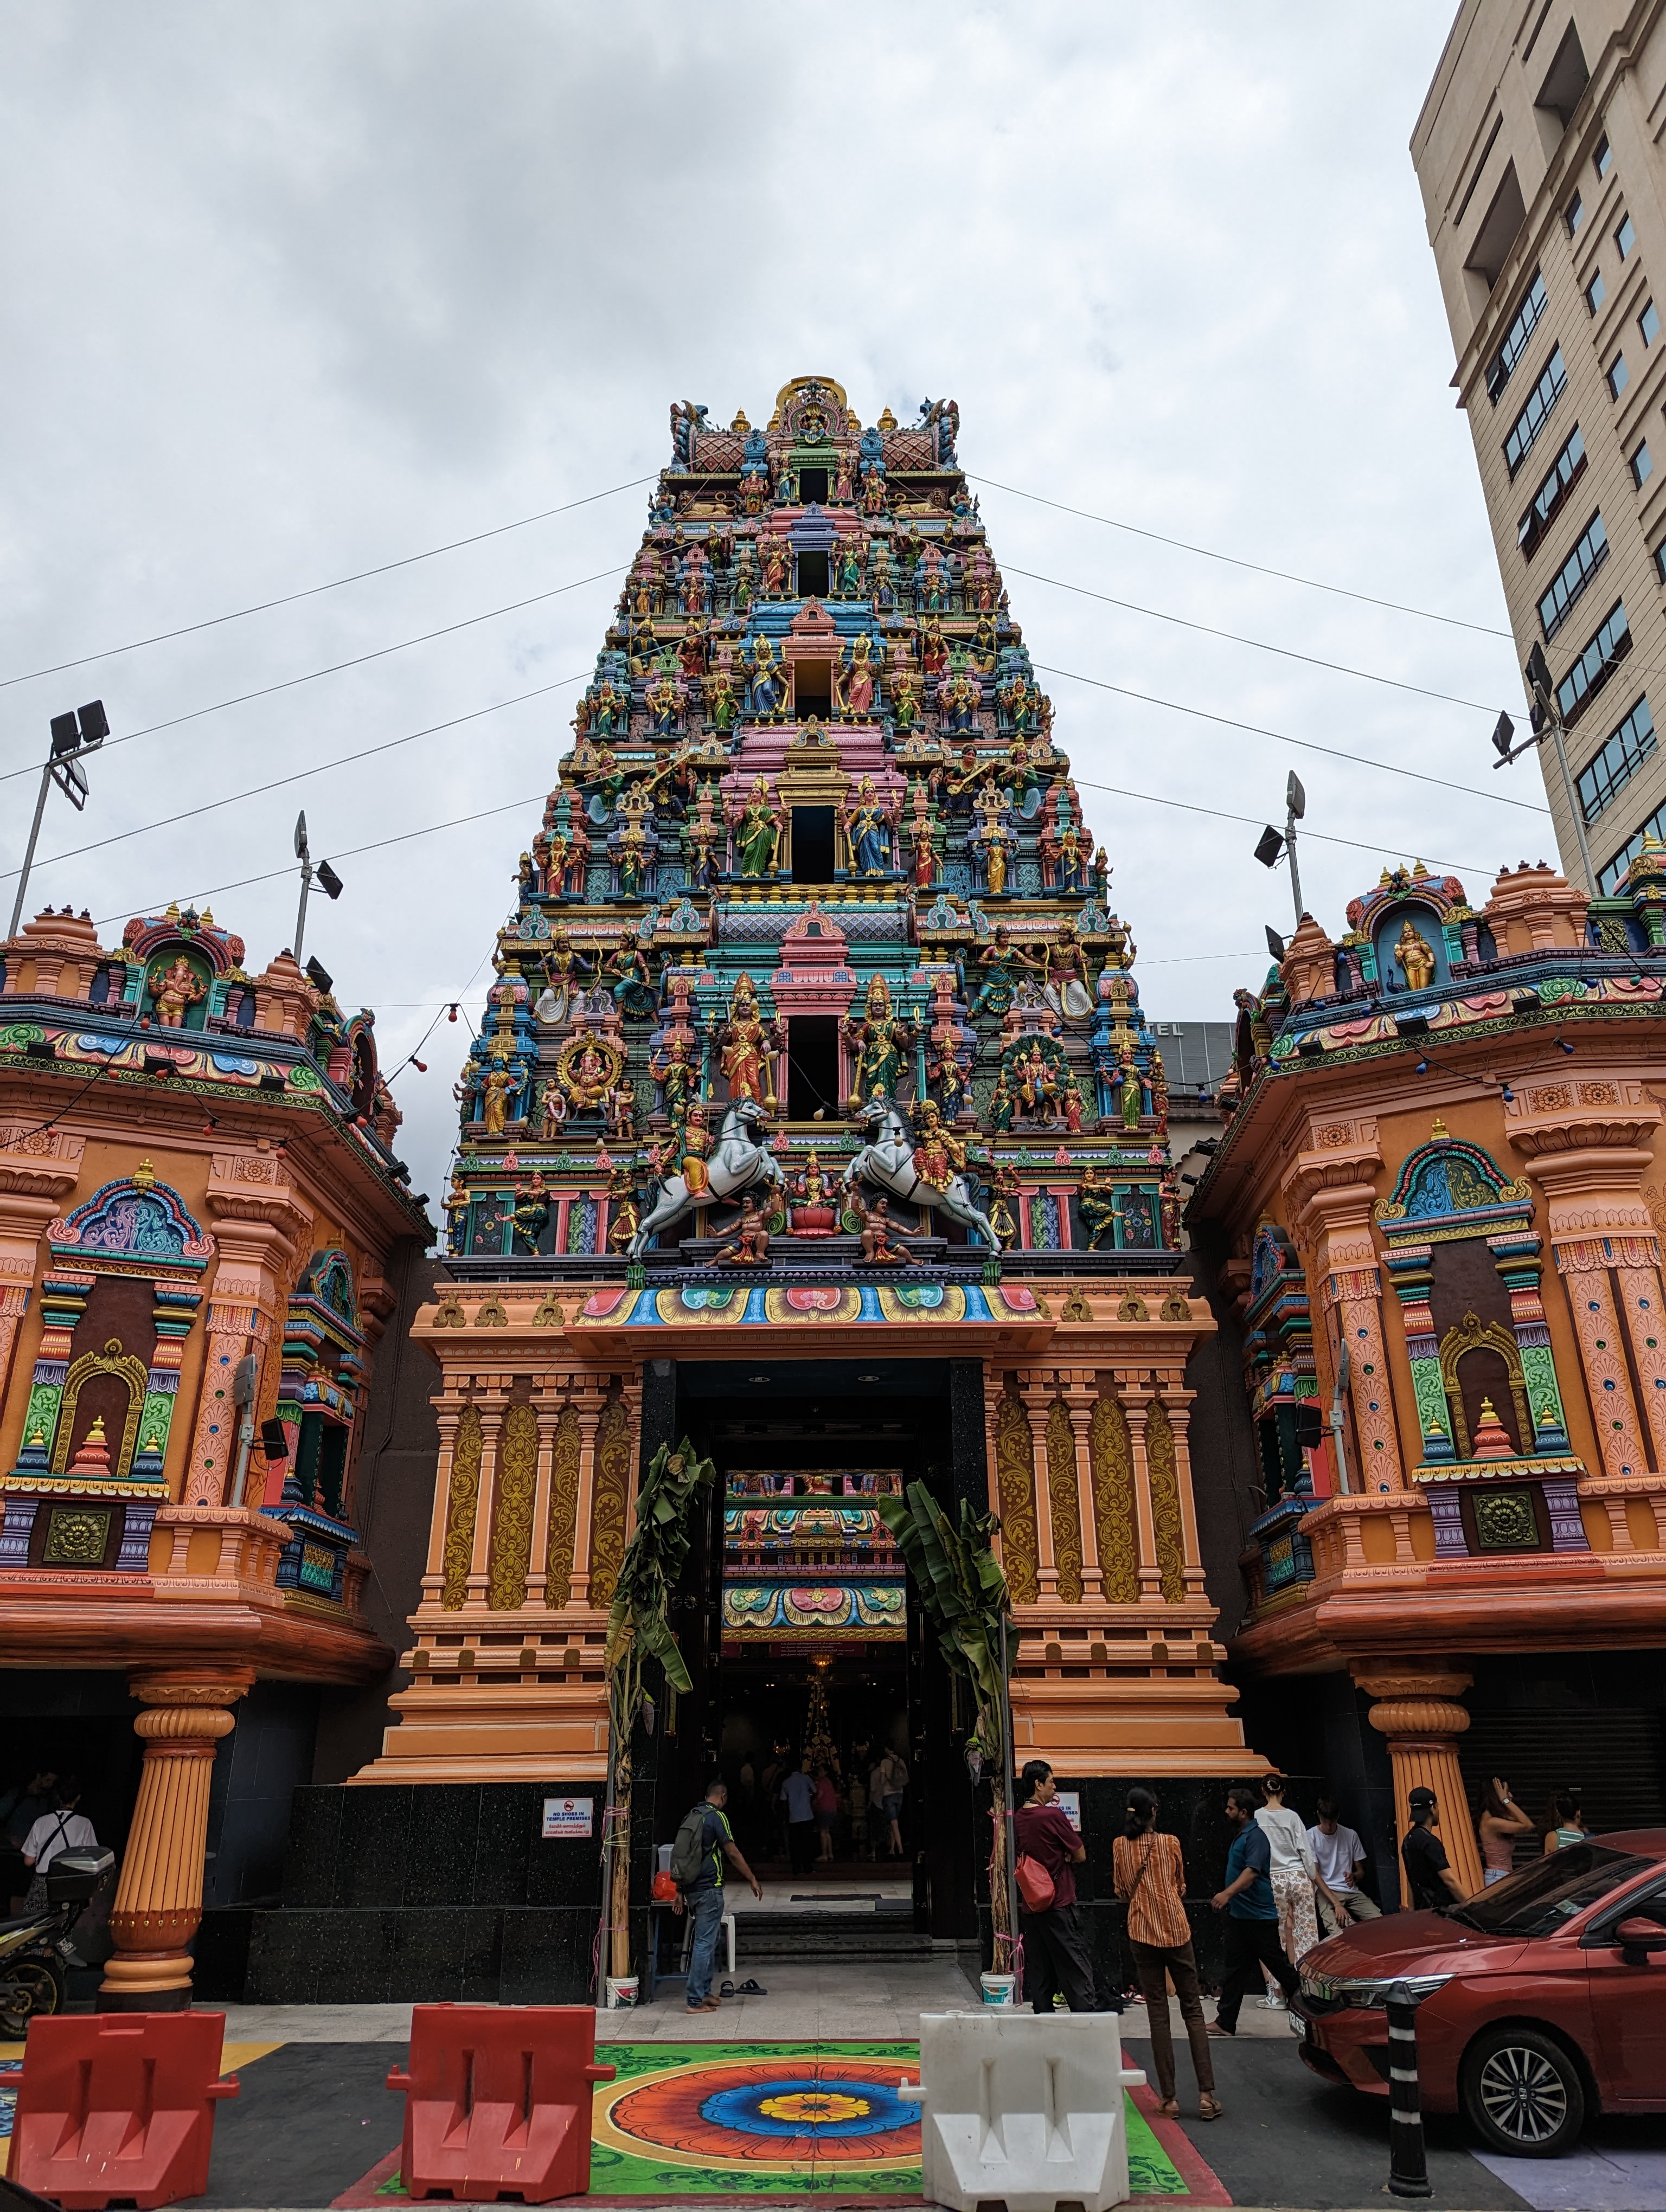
[
  {"xmin": 1509, "ymin": 1079, "xmax": 1665, "ymax": 1480},
  {"xmin": 1019, "ymin": 1384, "xmax": 1059, "ymax": 1599},
  {"xmin": 568, "ymin": 1394, "xmax": 605, "ymax": 1606},
  {"xmin": 187, "ymin": 1156, "xmax": 311, "ymax": 1505},
  {"xmin": 99, "ymin": 1668, "xmax": 253, "ymax": 2010},
  {"xmin": 1066, "ymin": 1399, "xmax": 1105, "ymax": 1600},
  {"xmin": 1157, "ymin": 1382, "xmax": 1209, "ymax": 1599},
  {"xmin": 1354, "ymin": 1664, "xmax": 1483, "ymax": 1903},
  {"xmin": 0, "ymin": 1127, "xmax": 84, "ymax": 1407},
  {"xmin": 1119, "ymin": 1385, "xmax": 1164, "ymax": 1602},
  {"xmin": 1282, "ymin": 1117, "xmax": 1403, "ymax": 1490},
  {"xmin": 467, "ymin": 1410, "xmax": 504, "ymax": 1605}
]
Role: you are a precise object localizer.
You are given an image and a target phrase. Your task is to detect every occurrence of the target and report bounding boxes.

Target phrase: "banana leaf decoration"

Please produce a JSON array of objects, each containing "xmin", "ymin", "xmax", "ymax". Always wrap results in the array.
[
  {"xmin": 601, "ymin": 1436, "xmax": 716, "ymax": 1980},
  {"xmin": 876, "ymin": 1481, "xmax": 1014, "ymax": 1753}
]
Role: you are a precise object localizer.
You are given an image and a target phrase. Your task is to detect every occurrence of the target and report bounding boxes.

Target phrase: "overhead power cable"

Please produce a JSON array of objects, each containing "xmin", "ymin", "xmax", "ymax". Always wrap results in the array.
[
  {"xmin": 1033, "ymin": 661, "xmax": 1550, "ymax": 814},
  {"xmin": 0, "ymin": 565, "xmax": 624, "ymax": 792},
  {"xmin": 1070, "ymin": 774, "xmax": 1494, "ymax": 876},
  {"xmin": 1008, "ymin": 565, "xmax": 1509, "ymax": 715},
  {"xmin": 970, "ymin": 474, "xmax": 1515, "ymax": 641},
  {"xmin": 0, "ymin": 673, "xmax": 589, "ymax": 886},
  {"xmin": 0, "ymin": 475, "xmax": 655, "ymax": 692}
]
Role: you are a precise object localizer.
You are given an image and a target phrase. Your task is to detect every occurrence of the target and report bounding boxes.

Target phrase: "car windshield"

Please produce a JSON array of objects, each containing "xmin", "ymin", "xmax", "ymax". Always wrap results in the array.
[{"xmin": 1452, "ymin": 1845, "xmax": 1653, "ymax": 1937}]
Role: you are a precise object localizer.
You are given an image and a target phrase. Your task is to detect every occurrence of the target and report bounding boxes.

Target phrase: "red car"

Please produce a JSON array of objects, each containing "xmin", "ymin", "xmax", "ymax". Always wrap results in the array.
[{"xmin": 1292, "ymin": 1830, "xmax": 1666, "ymax": 2156}]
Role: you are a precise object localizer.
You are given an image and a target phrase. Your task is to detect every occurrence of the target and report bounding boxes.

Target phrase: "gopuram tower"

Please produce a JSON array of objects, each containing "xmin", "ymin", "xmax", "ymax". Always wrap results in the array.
[{"xmin": 355, "ymin": 379, "xmax": 1261, "ymax": 1943}]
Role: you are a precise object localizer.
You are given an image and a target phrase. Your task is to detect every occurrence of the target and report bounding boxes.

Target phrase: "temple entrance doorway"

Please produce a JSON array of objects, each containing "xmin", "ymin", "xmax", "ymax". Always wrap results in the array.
[{"xmin": 658, "ymin": 1358, "xmax": 985, "ymax": 1970}]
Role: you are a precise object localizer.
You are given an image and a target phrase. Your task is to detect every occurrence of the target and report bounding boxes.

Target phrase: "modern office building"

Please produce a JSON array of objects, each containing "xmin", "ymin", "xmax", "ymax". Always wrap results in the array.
[{"xmin": 1413, "ymin": 1, "xmax": 1666, "ymax": 892}]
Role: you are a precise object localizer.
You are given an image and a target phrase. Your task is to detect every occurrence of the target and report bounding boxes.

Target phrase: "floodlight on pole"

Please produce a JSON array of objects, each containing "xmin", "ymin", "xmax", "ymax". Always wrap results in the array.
[
  {"xmin": 291, "ymin": 811, "xmax": 344, "ymax": 962},
  {"xmin": 1492, "ymin": 647, "xmax": 1597, "ymax": 895},
  {"xmin": 8, "ymin": 702, "xmax": 108, "ymax": 940},
  {"xmin": 1251, "ymin": 771, "xmax": 1306, "ymax": 927}
]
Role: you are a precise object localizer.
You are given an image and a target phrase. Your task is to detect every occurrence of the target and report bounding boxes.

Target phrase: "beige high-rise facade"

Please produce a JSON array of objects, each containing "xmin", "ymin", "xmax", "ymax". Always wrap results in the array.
[{"xmin": 1414, "ymin": 2, "xmax": 1666, "ymax": 892}]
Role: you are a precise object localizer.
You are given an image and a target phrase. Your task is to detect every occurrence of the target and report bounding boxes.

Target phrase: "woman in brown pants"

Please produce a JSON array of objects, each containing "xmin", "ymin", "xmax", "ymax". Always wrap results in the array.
[{"xmin": 1112, "ymin": 1787, "xmax": 1221, "ymax": 2121}]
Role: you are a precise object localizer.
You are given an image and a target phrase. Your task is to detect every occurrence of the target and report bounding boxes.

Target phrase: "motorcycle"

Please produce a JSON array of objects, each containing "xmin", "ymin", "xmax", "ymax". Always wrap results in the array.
[{"xmin": 0, "ymin": 1848, "xmax": 114, "ymax": 2034}]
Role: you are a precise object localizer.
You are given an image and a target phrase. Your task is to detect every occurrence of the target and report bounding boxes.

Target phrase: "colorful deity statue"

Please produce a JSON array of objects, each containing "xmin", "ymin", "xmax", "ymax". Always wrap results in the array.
[
  {"xmin": 969, "ymin": 611, "xmax": 999, "ymax": 672},
  {"xmin": 747, "ymin": 635, "xmax": 788, "ymax": 719},
  {"xmin": 852, "ymin": 1188, "xmax": 916, "ymax": 1265},
  {"xmin": 511, "ymin": 1172, "xmax": 550, "ymax": 1253},
  {"xmin": 938, "ymin": 667, "xmax": 979, "ymax": 735},
  {"xmin": 677, "ymin": 621, "xmax": 708, "ymax": 681},
  {"xmin": 678, "ymin": 1101, "xmax": 712, "ymax": 1197},
  {"xmin": 604, "ymin": 930, "xmax": 658, "ymax": 1018},
  {"xmin": 835, "ymin": 631, "xmax": 878, "ymax": 718},
  {"xmin": 911, "ymin": 806, "xmax": 941, "ymax": 891},
  {"xmin": 868, "ymin": 535, "xmax": 895, "ymax": 606},
  {"xmin": 927, "ymin": 1041, "xmax": 969, "ymax": 1122},
  {"xmin": 615, "ymin": 820, "xmax": 652, "ymax": 901},
  {"xmin": 149, "ymin": 954, "xmax": 205, "ymax": 1028},
  {"xmin": 1015, "ymin": 1041, "xmax": 1060, "ymax": 1124},
  {"xmin": 1078, "ymin": 1163, "xmax": 1118, "ymax": 1250},
  {"xmin": 481, "ymin": 1062, "xmax": 517, "ymax": 1136},
  {"xmin": 684, "ymin": 785, "xmax": 723, "ymax": 889},
  {"xmin": 759, "ymin": 535, "xmax": 792, "ymax": 596},
  {"xmin": 988, "ymin": 1068, "xmax": 1015, "ymax": 1134},
  {"xmin": 644, "ymin": 665, "xmax": 685, "ymax": 738},
  {"xmin": 590, "ymin": 674, "xmax": 628, "ymax": 738},
  {"xmin": 1061, "ymin": 1068, "xmax": 1085, "ymax": 1133},
  {"xmin": 834, "ymin": 452, "xmax": 855, "ymax": 503},
  {"xmin": 963, "ymin": 545, "xmax": 998, "ymax": 613},
  {"xmin": 536, "ymin": 1077, "xmax": 566, "ymax": 1139},
  {"xmin": 834, "ymin": 537, "xmax": 864, "ymax": 597},
  {"xmin": 919, "ymin": 616, "xmax": 949, "ymax": 679},
  {"xmin": 717, "ymin": 973, "xmax": 778, "ymax": 1108},
  {"xmin": 843, "ymin": 776, "xmax": 895, "ymax": 877},
  {"xmin": 709, "ymin": 1193, "xmax": 772, "ymax": 1269},
  {"xmin": 605, "ymin": 1164, "xmax": 640, "ymax": 1253},
  {"xmin": 1150, "ymin": 1047, "xmax": 1169, "ymax": 1139},
  {"xmin": 988, "ymin": 1162, "xmax": 1020, "ymax": 1250},
  {"xmin": 1040, "ymin": 923, "xmax": 1095, "ymax": 1023},
  {"xmin": 606, "ymin": 1076, "xmax": 637, "ymax": 1140},
  {"xmin": 733, "ymin": 777, "xmax": 782, "ymax": 877},
  {"xmin": 973, "ymin": 788, "xmax": 1014, "ymax": 897},
  {"xmin": 535, "ymin": 924, "xmax": 588, "ymax": 1025},
  {"xmin": 970, "ymin": 923, "xmax": 1035, "ymax": 1018},
  {"xmin": 705, "ymin": 666, "xmax": 740, "ymax": 735},
  {"xmin": 680, "ymin": 543, "xmax": 709, "ymax": 617},
  {"xmin": 892, "ymin": 666, "xmax": 924, "ymax": 735},
  {"xmin": 859, "ymin": 461, "xmax": 888, "ymax": 517},
  {"xmin": 1118, "ymin": 1044, "xmax": 1145, "ymax": 1130},
  {"xmin": 843, "ymin": 975, "xmax": 913, "ymax": 1108},
  {"xmin": 1395, "ymin": 917, "xmax": 1438, "ymax": 992},
  {"xmin": 911, "ymin": 1098, "xmax": 966, "ymax": 1191},
  {"xmin": 650, "ymin": 1030, "xmax": 699, "ymax": 1128},
  {"xmin": 998, "ymin": 670, "xmax": 1040, "ymax": 734}
]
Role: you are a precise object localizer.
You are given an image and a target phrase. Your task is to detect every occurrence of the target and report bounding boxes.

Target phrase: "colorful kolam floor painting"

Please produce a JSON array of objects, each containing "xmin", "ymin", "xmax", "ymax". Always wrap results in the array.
[{"xmin": 332, "ymin": 2040, "xmax": 1220, "ymax": 2207}]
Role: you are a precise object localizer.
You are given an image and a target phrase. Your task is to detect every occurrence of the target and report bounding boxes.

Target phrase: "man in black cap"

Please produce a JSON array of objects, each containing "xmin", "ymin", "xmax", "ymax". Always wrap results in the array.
[{"xmin": 1401, "ymin": 1786, "xmax": 1468, "ymax": 1911}]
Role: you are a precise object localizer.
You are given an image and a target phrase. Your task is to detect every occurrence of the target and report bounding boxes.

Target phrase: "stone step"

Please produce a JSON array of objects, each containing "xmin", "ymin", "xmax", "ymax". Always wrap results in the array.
[{"xmin": 734, "ymin": 1909, "xmax": 933, "ymax": 1960}]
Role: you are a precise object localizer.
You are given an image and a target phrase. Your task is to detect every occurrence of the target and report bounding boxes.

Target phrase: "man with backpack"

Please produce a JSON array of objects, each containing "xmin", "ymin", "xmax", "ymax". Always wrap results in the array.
[{"xmin": 670, "ymin": 1776, "xmax": 762, "ymax": 2014}]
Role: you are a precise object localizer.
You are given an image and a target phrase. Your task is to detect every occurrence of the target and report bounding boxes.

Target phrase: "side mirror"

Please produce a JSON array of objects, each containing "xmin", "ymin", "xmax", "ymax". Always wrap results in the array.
[{"xmin": 1614, "ymin": 1916, "xmax": 1666, "ymax": 1964}]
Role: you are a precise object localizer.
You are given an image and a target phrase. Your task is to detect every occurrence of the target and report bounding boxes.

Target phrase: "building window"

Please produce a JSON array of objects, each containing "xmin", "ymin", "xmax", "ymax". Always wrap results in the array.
[
  {"xmin": 1599, "ymin": 801, "xmax": 1666, "ymax": 891},
  {"xmin": 1518, "ymin": 425, "xmax": 1587, "ymax": 557},
  {"xmin": 1504, "ymin": 347, "xmax": 1568, "ymax": 475},
  {"xmin": 1486, "ymin": 269, "xmax": 1549, "ymax": 402},
  {"xmin": 1655, "ymin": 539, "xmax": 1666, "ymax": 585},
  {"xmin": 1586, "ymin": 270, "xmax": 1606, "ymax": 314},
  {"xmin": 1567, "ymin": 190, "xmax": 1585, "ymax": 234},
  {"xmin": 1643, "ymin": 300, "xmax": 1661, "ymax": 347},
  {"xmin": 1633, "ymin": 441, "xmax": 1654, "ymax": 486},
  {"xmin": 1578, "ymin": 697, "xmax": 1656, "ymax": 821},
  {"xmin": 1557, "ymin": 598, "xmax": 1631, "ymax": 723},
  {"xmin": 1539, "ymin": 513, "xmax": 1609, "ymax": 640},
  {"xmin": 1617, "ymin": 213, "xmax": 1636, "ymax": 258},
  {"xmin": 1609, "ymin": 351, "xmax": 1630, "ymax": 398},
  {"xmin": 1596, "ymin": 133, "xmax": 1613, "ymax": 178}
]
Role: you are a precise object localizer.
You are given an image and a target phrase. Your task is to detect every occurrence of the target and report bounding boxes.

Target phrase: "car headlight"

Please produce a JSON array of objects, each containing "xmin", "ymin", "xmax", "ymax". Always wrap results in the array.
[{"xmin": 1299, "ymin": 1971, "xmax": 1453, "ymax": 2009}]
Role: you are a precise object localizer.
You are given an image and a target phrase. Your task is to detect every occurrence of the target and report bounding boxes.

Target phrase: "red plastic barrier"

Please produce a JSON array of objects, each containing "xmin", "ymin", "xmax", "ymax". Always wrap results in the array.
[
  {"xmin": 11, "ymin": 2011, "xmax": 238, "ymax": 2211},
  {"xmin": 386, "ymin": 2004, "xmax": 616, "ymax": 2204}
]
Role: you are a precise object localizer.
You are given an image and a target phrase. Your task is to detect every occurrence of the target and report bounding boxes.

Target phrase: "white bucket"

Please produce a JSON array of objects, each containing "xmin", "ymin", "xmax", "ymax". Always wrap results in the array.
[
  {"xmin": 605, "ymin": 1975, "xmax": 639, "ymax": 2009},
  {"xmin": 980, "ymin": 1972, "xmax": 1016, "ymax": 2007}
]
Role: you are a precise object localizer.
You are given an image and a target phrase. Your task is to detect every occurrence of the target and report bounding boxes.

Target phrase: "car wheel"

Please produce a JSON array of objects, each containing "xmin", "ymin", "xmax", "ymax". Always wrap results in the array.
[{"xmin": 1460, "ymin": 2025, "xmax": 1585, "ymax": 2157}]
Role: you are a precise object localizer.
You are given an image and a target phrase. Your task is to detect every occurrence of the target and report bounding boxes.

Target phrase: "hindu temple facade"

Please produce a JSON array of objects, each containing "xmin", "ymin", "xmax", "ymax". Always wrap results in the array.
[
  {"xmin": 1188, "ymin": 853, "xmax": 1666, "ymax": 1900},
  {"xmin": 0, "ymin": 901, "xmax": 430, "ymax": 2006},
  {"xmin": 227, "ymin": 378, "xmax": 1267, "ymax": 2002}
]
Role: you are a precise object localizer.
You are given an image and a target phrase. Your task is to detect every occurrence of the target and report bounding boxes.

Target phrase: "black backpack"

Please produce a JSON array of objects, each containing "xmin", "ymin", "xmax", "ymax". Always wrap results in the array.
[{"xmin": 669, "ymin": 1802, "xmax": 710, "ymax": 1888}]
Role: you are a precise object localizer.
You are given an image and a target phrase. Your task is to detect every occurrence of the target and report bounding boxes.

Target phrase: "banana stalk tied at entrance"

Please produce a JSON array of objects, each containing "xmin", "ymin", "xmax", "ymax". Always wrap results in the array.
[
  {"xmin": 875, "ymin": 1482, "xmax": 1020, "ymax": 1968},
  {"xmin": 602, "ymin": 1436, "xmax": 717, "ymax": 1986}
]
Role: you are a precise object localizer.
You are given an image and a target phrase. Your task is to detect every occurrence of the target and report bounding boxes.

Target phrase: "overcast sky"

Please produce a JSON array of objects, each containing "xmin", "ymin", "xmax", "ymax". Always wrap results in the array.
[{"xmin": 1, "ymin": 1, "xmax": 1537, "ymax": 1214}]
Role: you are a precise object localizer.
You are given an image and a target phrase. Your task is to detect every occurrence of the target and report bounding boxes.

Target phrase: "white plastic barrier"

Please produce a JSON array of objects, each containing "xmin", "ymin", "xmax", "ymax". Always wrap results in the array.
[{"xmin": 899, "ymin": 2009, "xmax": 1148, "ymax": 2212}]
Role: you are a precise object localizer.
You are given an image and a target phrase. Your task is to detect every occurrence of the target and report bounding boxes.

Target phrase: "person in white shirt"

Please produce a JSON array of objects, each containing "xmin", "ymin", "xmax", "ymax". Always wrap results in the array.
[
  {"xmin": 1253, "ymin": 1776, "xmax": 1339, "ymax": 2000},
  {"xmin": 22, "ymin": 1777, "xmax": 98, "ymax": 1954},
  {"xmin": 1308, "ymin": 1797, "xmax": 1381, "ymax": 1935}
]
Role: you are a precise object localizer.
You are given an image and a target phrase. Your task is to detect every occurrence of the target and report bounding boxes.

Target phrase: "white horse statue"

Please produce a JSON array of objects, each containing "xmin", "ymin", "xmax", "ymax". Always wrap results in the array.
[
  {"xmin": 628, "ymin": 1097, "xmax": 786, "ymax": 1257},
  {"xmin": 842, "ymin": 1097, "xmax": 996, "ymax": 1249}
]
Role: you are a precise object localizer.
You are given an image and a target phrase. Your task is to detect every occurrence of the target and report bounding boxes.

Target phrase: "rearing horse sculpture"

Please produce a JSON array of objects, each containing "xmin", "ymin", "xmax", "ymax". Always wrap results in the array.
[
  {"xmin": 842, "ymin": 1096, "xmax": 996, "ymax": 1249},
  {"xmin": 628, "ymin": 1097, "xmax": 786, "ymax": 1257}
]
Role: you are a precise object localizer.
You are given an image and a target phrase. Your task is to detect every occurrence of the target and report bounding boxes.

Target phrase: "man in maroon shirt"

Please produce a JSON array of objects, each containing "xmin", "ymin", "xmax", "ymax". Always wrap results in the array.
[{"xmin": 1013, "ymin": 1758, "xmax": 1104, "ymax": 2012}]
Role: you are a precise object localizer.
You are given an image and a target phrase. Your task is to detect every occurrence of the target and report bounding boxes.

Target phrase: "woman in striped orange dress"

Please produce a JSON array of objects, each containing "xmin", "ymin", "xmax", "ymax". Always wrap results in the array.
[{"xmin": 1112, "ymin": 1787, "xmax": 1221, "ymax": 2120}]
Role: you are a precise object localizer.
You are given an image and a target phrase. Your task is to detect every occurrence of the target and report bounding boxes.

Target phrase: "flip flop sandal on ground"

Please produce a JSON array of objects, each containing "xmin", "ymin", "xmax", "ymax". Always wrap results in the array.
[
  {"xmin": 720, "ymin": 1980, "xmax": 735, "ymax": 1998},
  {"xmin": 737, "ymin": 1978, "xmax": 767, "ymax": 1995}
]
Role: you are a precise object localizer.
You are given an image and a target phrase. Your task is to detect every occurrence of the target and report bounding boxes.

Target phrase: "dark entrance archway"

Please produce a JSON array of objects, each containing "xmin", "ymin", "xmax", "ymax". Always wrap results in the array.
[{"xmin": 648, "ymin": 1356, "xmax": 989, "ymax": 1949}]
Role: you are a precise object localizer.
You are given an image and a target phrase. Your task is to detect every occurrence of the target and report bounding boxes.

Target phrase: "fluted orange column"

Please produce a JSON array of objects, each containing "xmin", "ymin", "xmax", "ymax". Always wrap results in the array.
[
  {"xmin": 1354, "ymin": 1664, "xmax": 1483, "ymax": 1904},
  {"xmin": 98, "ymin": 1668, "xmax": 253, "ymax": 2010}
]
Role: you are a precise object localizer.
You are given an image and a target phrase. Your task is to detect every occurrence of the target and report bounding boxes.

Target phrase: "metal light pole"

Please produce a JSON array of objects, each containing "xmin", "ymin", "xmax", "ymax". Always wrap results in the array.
[
  {"xmin": 8, "ymin": 702, "xmax": 109, "ymax": 939},
  {"xmin": 1252, "ymin": 769, "xmax": 1308, "ymax": 930},
  {"xmin": 291, "ymin": 810, "xmax": 344, "ymax": 963},
  {"xmin": 1492, "ymin": 649, "xmax": 1597, "ymax": 896}
]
